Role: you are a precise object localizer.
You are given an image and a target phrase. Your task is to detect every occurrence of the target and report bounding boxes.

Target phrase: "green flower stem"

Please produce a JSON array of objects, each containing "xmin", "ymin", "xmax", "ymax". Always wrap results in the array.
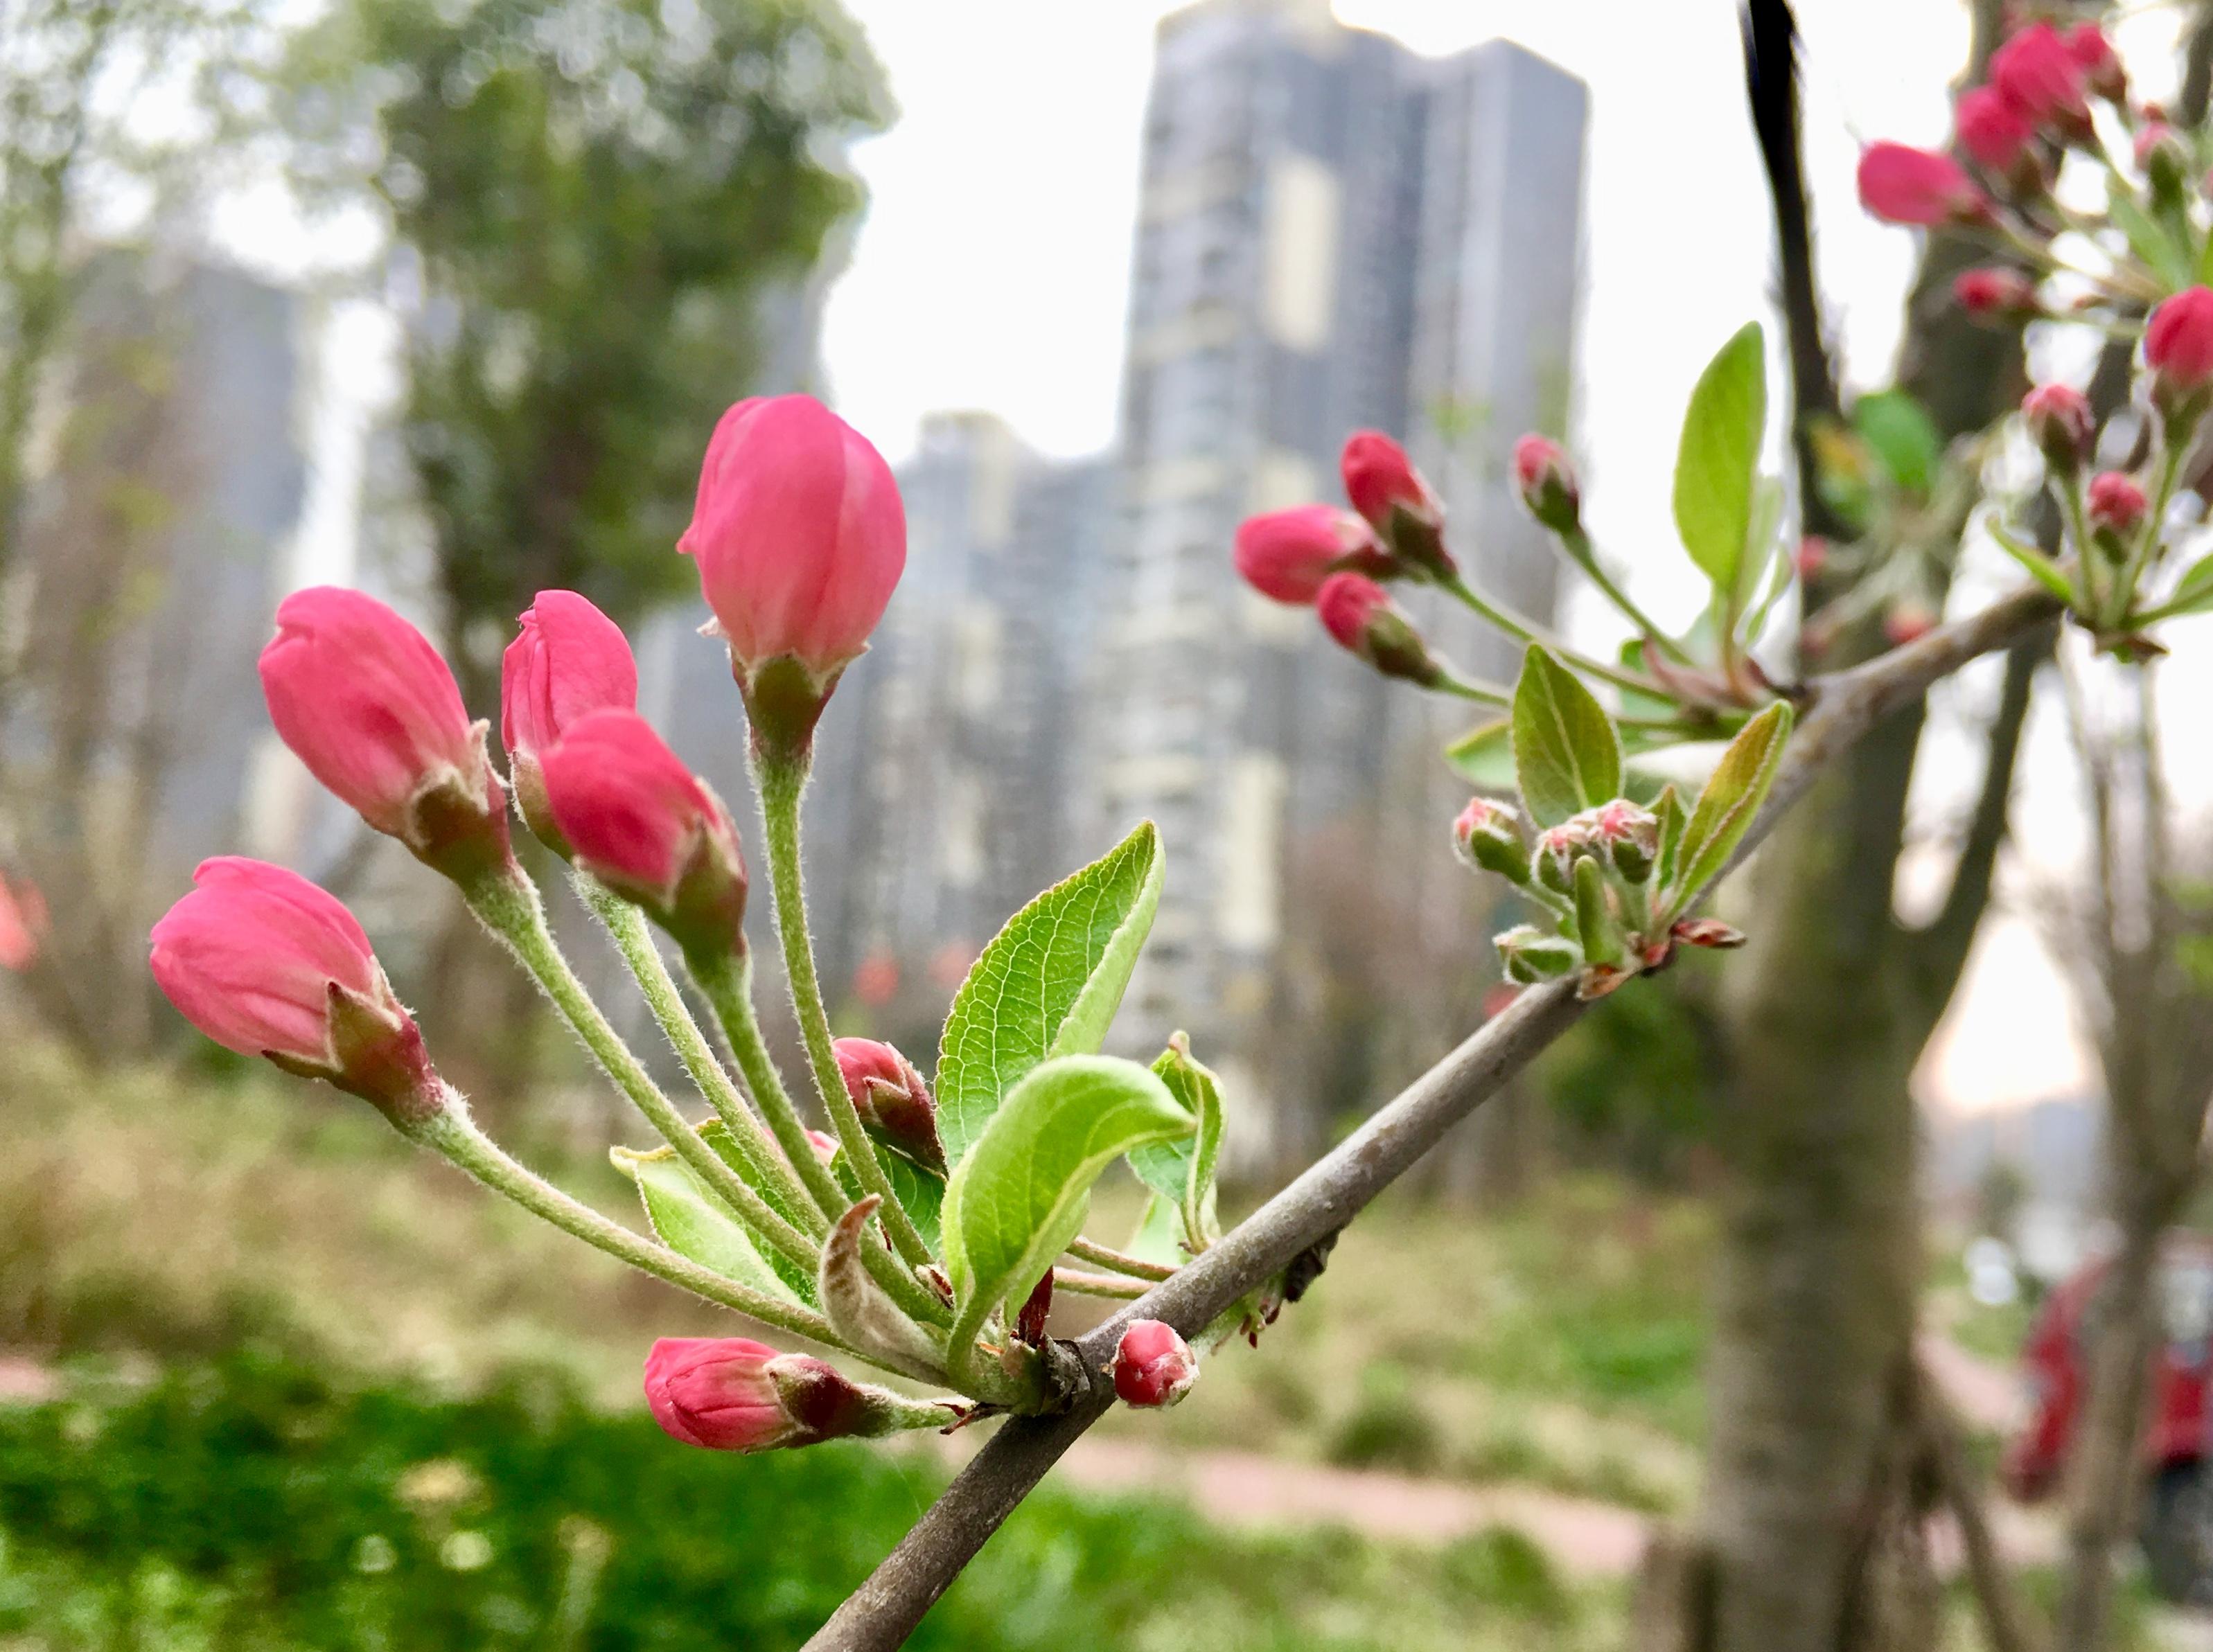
[
  {"xmin": 2111, "ymin": 438, "xmax": 2187, "ymax": 632},
  {"xmin": 691, "ymin": 934, "xmax": 953, "ymax": 1331},
  {"xmin": 464, "ymin": 871, "xmax": 818, "ymax": 1277},
  {"xmin": 1432, "ymin": 670, "xmax": 1511, "ymax": 707},
  {"xmin": 1052, "ymin": 1269, "xmax": 1150, "ymax": 1300},
  {"xmin": 1065, "ymin": 1236, "xmax": 1177, "ymax": 1281},
  {"xmin": 1436, "ymin": 573, "xmax": 1660, "ymax": 696},
  {"xmin": 753, "ymin": 752, "xmax": 936, "ymax": 1273},
  {"xmin": 2060, "ymin": 471, "xmax": 2105, "ymax": 621},
  {"xmin": 575, "ymin": 875, "xmax": 827, "ymax": 1241},
  {"xmin": 1558, "ymin": 526, "xmax": 1697, "ymax": 666},
  {"xmin": 412, "ymin": 1098, "xmax": 849, "ymax": 1355}
]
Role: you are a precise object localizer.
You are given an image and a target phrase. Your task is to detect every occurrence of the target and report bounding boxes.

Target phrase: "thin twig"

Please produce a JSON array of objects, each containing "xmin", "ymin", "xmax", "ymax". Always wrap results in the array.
[{"xmin": 799, "ymin": 581, "xmax": 2062, "ymax": 1652}]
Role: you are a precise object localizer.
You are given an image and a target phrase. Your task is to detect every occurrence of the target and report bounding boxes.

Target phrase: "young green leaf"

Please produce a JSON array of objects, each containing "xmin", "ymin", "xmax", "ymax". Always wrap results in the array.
[
  {"xmin": 1669, "ymin": 701, "xmax": 1796, "ymax": 906},
  {"xmin": 1985, "ymin": 518, "xmax": 2079, "ymax": 608},
  {"xmin": 698, "ymin": 1119, "xmax": 825, "ymax": 1302},
  {"xmin": 1851, "ymin": 390, "xmax": 1941, "ymax": 499},
  {"xmin": 1127, "ymin": 1033, "xmax": 1226, "ymax": 1252},
  {"xmin": 1652, "ymin": 783, "xmax": 1686, "ymax": 894},
  {"xmin": 1673, "ymin": 321, "xmax": 1767, "ymax": 595},
  {"xmin": 612, "ymin": 1144, "xmax": 813, "ymax": 1308},
  {"xmin": 1444, "ymin": 717, "xmax": 1515, "ymax": 790},
  {"xmin": 940, "ymin": 1055, "xmax": 1191, "ymax": 1362},
  {"xmin": 936, "ymin": 821, "xmax": 1165, "ymax": 1169},
  {"xmin": 1511, "ymin": 646, "xmax": 1622, "ymax": 826},
  {"xmin": 1572, "ymin": 855, "xmax": 1624, "ymax": 967}
]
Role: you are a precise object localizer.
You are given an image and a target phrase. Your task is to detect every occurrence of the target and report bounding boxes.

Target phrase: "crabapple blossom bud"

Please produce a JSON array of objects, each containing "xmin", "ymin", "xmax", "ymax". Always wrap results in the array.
[
  {"xmin": 1531, "ymin": 819, "xmax": 1594, "ymax": 896},
  {"xmin": 1883, "ymin": 603, "xmax": 1937, "ymax": 647},
  {"xmin": 1672, "ymin": 917, "xmax": 1747, "ymax": 950},
  {"xmin": 1511, "ymin": 434, "xmax": 1580, "ymax": 533},
  {"xmin": 1955, "ymin": 87, "xmax": 2036, "ymax": 177},
  {"xmin": 2022, "ymin": 383, "xmax": 2095, "ymax": 472},
  {"xmin": 500, "ymin": 590, "xmax": 638, "ymax": 854},
  {"xmin": 832, "ymin": 1037, "xmax": 945, "ymax": 1171},
  {"xmin": 1495, "ymin": 923, "xmax": 1580, "ymax": 985},
  {"xmin": 1794, "ymin": 536, "xmax": 1829, "ymax": 580},
  {"xmin": 1991, "ymin": 21, "xmax": 2091, "ymax": 135},
  {"xmin": 1233, "ymin": 506, "xmax": 1384, "ymax": 605},
  {"xmin": 2064, "ymin": 22, "xmax": 2125, "ymax": 103},
  {"xmin": 679, "ymin": 395, "xmax": 906, "ymax": 753},
  {"xmin": 1113, "ymin": 1320, "xmax": 1199, "ymax": 1409},
  {"xmin": 1341, "ymin": 431, "xmax": 1454, "ymax": 579},
  {"xmin": 1315, "ymin": 573, "xmax": 1446, "ymax": 689},
  {"xmin": 644, "ymin": 1338, "xmax": 955, "ymax": 1452},
  {"xmin": 1582, "ymin": 799, "xmax": 1659, "ymax": 885},
  {"xmin": 2145, "ymin": 287, "xmax": 2213, "ymax": 421},
  {"xmin": 1857, "ymin": 143, "xmax": 1989, "ymax": 226},
  {"xmin": 2086, "ymin": 470, "xmax": 2148, "ymax": 538},
  {"xmin": 259, "ymin": 588, "xmax": 511, "ymax": 885},
  {"xmin": 539, "ymin": 710, "xmax": 748, "ymax": 961},
  {"xmin": 150, "ymin": 858, "xmax": 440, "ymax": 1126},
  {"xmin": 1954, "ymin": 267, "xmax": 2039, "ymax": 321},
  {"xmin": 1452, "ymin": 796, "xmax": 1528, "ymax": 883}
]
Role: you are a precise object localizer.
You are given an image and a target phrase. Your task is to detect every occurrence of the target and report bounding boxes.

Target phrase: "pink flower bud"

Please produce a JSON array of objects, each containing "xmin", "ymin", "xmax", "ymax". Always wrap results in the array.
[
  {"xmin": 1953, "ymin": 267, "xmax": 2039, "ymax": 321},
  {"xmin": 0, "ymin": 871, "xmax": 46, "ymax": 972},
  {"xmin": 1883, "ymin": 602, "xmax": 1937, "ymax": 646},
  {"xmin": 1231, "ymin": 506, "xmax": 1382, "ymax": 605},
  {"xmin": 1113, "ymin": 1320, "xmax": 1199, "ymax": 1409},
  {"xmin": 1991, "ymin": 21, "xmax": 2091, "ymax": 133},
  {"xmin": 1856, "ymin": 143, "xmax": 1989, "ymax": 227},
  {"xmin": 539, "ymin": 710, "xmax": 748, "ymax": 959},
  {"xmin": 1582, "ymin": 799, "xmax": 1659, "ymax": 883},
  {"xmin": 678, "ymin": 394, "xmax": 906, "ymax": 707},
  {"xmin": 644, "ymin": 1338, "xmax": 890, "ymax": 1452},
  {"xmin": 2086, "ymin": 470, "xmax": 2148, "ymax": 535},
  {"xmin": 1340, "ymin": 430, "xmax": 1441, "ymax": 532},
  {"xmin": 2064, "ymin": 22, "xmax": 2125, "ymax": 103},
  {"xmin": 500, "ymin": 590, "xmax": 638, "ymax": 853},
  {"xmin": 2146, "ymin": 287, "xmax": 2213, "ymax": 410},
  {"xmin": 1511, "ymin": 434, "xmax": 1580, "ymax": 533},
  {"xmin": 1452, "ymin": 796, "xmax": 1528, "ymax": 882},
  {"xmin": 150, "ymin": 858, "xmax": 439, "ymax": 1124},
  {"xmin": 1793, "ymin": 536, "xmax": 1829, "ymax": 580},
  {"xmin": 1955, "ymin": 87, "xmax": 2036, "ymax": 175},
  {"xmin": 2022, "ymin": 383, "xmax": 2095, "ymax": 470},
  {"xmin": 260, "ymin": 588, "xmax": 510, "ymax": 880},
  {"xmin": 2135, "ymin": 121, "xmax": 2179, "ymax": 171},
  {"xmin": 1315, "ymin": 572, "xmax": 1445, "ymax": 689},
  {"xmin": 832, "ymin": 1036, "xmax": 945, "ymax": 1171},
  {"xmin": 1531, "ymin": 819, "xmax": 1596, "ymax": 895}
]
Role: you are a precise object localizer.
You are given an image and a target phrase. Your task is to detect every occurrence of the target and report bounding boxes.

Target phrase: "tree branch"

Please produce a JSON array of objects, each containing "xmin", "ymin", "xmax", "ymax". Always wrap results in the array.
[{"xmin": 798, "ymin": 580, "xmax": 2063, "ymax": 1652}]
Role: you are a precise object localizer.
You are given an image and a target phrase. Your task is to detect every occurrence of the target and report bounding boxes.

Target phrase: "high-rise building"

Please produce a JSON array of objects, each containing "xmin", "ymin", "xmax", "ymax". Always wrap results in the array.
[{"xmin": 1086, "ymin": 0, "xmax": 1587, "ymax": 1171}]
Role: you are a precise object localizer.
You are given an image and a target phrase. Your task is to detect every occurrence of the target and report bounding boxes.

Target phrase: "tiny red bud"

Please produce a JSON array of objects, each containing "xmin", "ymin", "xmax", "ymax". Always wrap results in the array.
[
  {"xmin": 1315, "ymin": 572, "xmax": 1445, "ymax": 689},
  {"xmin": 1113, "ymin": 1320, "xmax": 1199, "ymax": 1408},
  {"xmin": 1340, "ymin": 431, "xmax": 1455, "ymax": 579},
  {"xmin": 2063, "ymin": 21, "xmax": 2125, "ymax": 104},
  {"xmin": 1955, "ymin": 86, "xmax": 2036, "ymax": 176},
  {"xmin": 2145, "ymin": 287, "xmax": 2213, "ymax": 412},
  {"xmin": 1452, "ymin": 796, "xmax": 1528, "ymax": 882},
  {"xmin": 1883, "ymin": 603, "xmax": 1937, "ymax": 646},
  {"xmin": 1857, "ymin": 143, "xmax": 1989, "ymax": 227},
  {"xmin": 1793, "ymin": 535, "xmax": 1828, "ymax": 580},
  {"xmin": 832, "ymin": 1037, "xmax": 945, "ymax": 1171},
  {"xmin": 1511, "ymin": 434, "xmax": 1580, "ymax": 533},
  {"xmin": 1953, "ymin": 267, "xmax": 2039, "ymax": 321},
  {"xmin": 2021, "ymin": 382, "xmax": 2095, "ymax": 470},
  {"xmin": 1232, "ymin": 505, "xmax": 1383, "ymax": 605},
  {"xmin": 2086, "ymin": 470, "xmax": 2148, "ymax": 535}
]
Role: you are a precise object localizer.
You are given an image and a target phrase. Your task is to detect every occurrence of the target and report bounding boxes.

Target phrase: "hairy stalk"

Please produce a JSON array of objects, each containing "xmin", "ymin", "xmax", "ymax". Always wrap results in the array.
[
  {"xmin": 1066, "ymin": 1236, "xmax": 1178, "ymax": 1281},
  {"xmin": 1052, "ymin": 1270, "xmax": 1150, "ymax": 1299},
  {"xmin": 1558, "ymin": 526, "xmax": 1698, "ymax": 664},
  {"xmin": 753, "ymin": 753, "xmax": 935, "ymax": 1270},
  {"xmin": 463, "ymin": 871, "xmax": 818, "ymax": 1276},
  {"xmin": 576, "ymin": 876, "xmax": 827, "ymax": 1241},
  {"xmin": 414, "ymin": 1097, "xmax": 847, "ymax": 1353},
  {"xmin": 1436, "ymin": 572, "xmax": 1659, "ymax": 695}
]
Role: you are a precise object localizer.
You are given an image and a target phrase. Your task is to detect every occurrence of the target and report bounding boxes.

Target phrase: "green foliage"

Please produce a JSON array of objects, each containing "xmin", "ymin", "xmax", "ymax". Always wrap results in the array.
[
  {"xmin": 1850, "ymin": 389, "xmax": 1941, "ymax": 500},
  {"xmin": 935, "ymin": 821, "xmax": 1165, "ymax": 1169},
  {"xmin": 942, "ymin": 1056, "xmax": 1190, "ymax": 1347},
  {"xmin": 1671, "ymin": 322, "xmax": 1767, "ymax": 598},
  {"xmin": 1509, "ymin": 647, "xmax": 1621, "ymax": 828},
  {"xmin": 277, "ymin": 0, "xmax": 890, "ymax": 693},
  {"xmin": 1669, "ymin": 702, "xmax": 1793, "ymax": 903},
  {"xmin": 1127, "ymin": 1035, "xmax": 1226, "ymax": 1252},
  {"xmin": 1444, "ymin": 716, "xmax": 1514, "ymax": 790},
  {"xmin": 612, "ymin": 1141, "xmax": 810, "ymax": 1307}
]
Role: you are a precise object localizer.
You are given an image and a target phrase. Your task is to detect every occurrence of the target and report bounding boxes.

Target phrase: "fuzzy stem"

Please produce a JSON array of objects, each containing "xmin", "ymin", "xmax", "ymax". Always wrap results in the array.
[
  {"xmin": 1436, "ymin": 572, "xmax": 1661, "ymax": 695},
  {"xmin": 1053, "ymin": 1270, "xmax": 1150, "ymax": 1300},
  {"xmin": 463, "ymin": 870, "xmax": 818, "ymax": 1275},
  {"xmin": 576, "ymin": 875, "xmax": 827, "ymax": 1241},
  {"xmin": 412, "ymin": 1098, "xmax": 847, "ymax": 1354},
  {"xmin": 1066, "ymin": 1236, "xmax": 1179, "ymax": 1281},
  {"xmin": 753, "ymin": 752, "xmax": 935, "ymax": 1270}
]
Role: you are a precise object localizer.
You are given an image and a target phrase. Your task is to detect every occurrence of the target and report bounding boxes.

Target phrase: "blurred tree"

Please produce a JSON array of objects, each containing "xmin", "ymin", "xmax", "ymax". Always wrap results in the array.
[{"xmin": 277, "ymin": 0, "xmax": 891, "ymax": 709}]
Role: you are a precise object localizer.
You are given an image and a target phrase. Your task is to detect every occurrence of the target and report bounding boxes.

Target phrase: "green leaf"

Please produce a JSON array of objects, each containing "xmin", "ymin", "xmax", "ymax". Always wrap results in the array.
[
  {"xmin": 1986, "ymin": 518, "xmax": 2079, "ymax": 608},
  {"xmin": 612, "ymin": 1144, "xmax": 812, "ymax": 1308},
  {"xmin": 1128, "ymin": 1033, "xmax": 1226, "ymax": 1251},
  {"xmin": 1851, "ymin": 390, "xmax": 1942, "ymax": 499},
  {"xmin": 1673, "ymin": 322, "xmax": 1767, "ymax": 595},
  {"xmin": 1668, "ymin": 702, "xmax": 1795, "ymax": 906},
  {"xmin": 1573, "ymin": 855, "xmax": 1623, "ymax": 967},
  {"xmin": 1126, "ymin": 1193, "xmax": 1185, "ymax": 1268},
  {"xmin": 1652, "ymin": 783, "xmax": 1686, "ymax": 893},
  {"xmin": 936, "ymin": 821, "xmax": 1165, "ymax": 1169},
  {"xmin": 2111, "ymin": 174, "xmax": 2194, "ymax": 292},
  {"xmin": 699, "ymin": 1120, "xmax": 822, "ymax": 1303},
  {"xmin": 1444, "ymin": 717, "xmax": 1515, "ymax": 790},
  {"xmin": 2159, "ymin": 547, "xmax": 2213, "ymax": 616},
  {"xmin": 940, "ymin": 1055, "xmax": 1191, "ymax": 1352},
  {"xmin": 1510, "ymin": 646, "xmax": 1622, "ymax": 826},
  {"xmin": 881, "ymin": 1155, "xmax": 944, "ymax": 1254}
]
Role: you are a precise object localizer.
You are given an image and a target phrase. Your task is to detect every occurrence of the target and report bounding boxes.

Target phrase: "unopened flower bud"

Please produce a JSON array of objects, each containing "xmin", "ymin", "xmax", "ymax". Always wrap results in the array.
[
  {"xmin": 540, "ymin": 710, "xmax": 748, "ymax": 961},
  {"xmin": 150, "ymin": 858, "xmax": 441, "ymax": 1127},
  {"xmin": 2086, "ymin": 470, "xmax": 2148, "ymax": 544},
  {"xmin": 1233, "ymin": 506, "xmax": 1385, "ymax": 605},
  {"xmin": 1672, "ymin": 917, "xmax": 1747, "ymax": 950},
  {"xmin": 1531, "ymin": 821, "xmax": 1594, "ymax": 895},
  {"xmin": 259, "ymin": 588, "xmax": 513, "ymax": 886},
  {"xmin": 1315, "ymin": 573, "xmax": 1445, "ymax": 689},
  {"xmin": 1857, "ymin": 143, "xmax": 1989, "ymax": 227},
  {"xmin": 1340, "ymin": 432, "xmax": 1454, "ymax": 579},
  {"xmin": 2022, "ymin": 383, "xmax": 2095, "ymax": 472},
  {"xmin": 1582, "ymin": 799, "xmax": 1659, "ymax": 885},
  {"xmin": 1452, "ymin": 796, "xmax": 1528, "ymax": 882},
  {"xmin": 1113, "ymin": 1320, "xmax": 1199, "ymax": 1409},
  {"xmin": 2145, "ymin": 287, "xmax": 2213, "ymax": 425},
  {"xmin": 644, "ymin": 1337, "xmax": 955, "ymax": 1452},
  {"xmin": 2064, "ymin": 22, "xmax": 2125, "ymax": 104},
  {"xmin": 1991, "ymin": 22, "xmax": 2092, "ymax": 139},
  {"xmin": 1511, "ymin": 434, "xmax": 1580, "ymax": 533},
  {"xmin": 1955, "ymin": 267, "xmax": 2040, "ymax": 322},
  {"xmin": 1794, "ymin": 536, "xmax": 1829, "ymax": 580},
  {"xmin": 1955, "ymin": 87, "xmax": 2036, "ymax": 179},
  {"xmin": 1883, "ymin": 602, "xmax": 1937, "ymax": 647},
  {"xmin": 501, "ymin": 590, "xmax": 639, "ymax": 855},
  {"xmin": 1495, "ymin": 923, "xmax": 1580, "ymax": 984},
  {"xmin": 832, "ymin": 1037, "xmax": 945, "ymax": 1172}
]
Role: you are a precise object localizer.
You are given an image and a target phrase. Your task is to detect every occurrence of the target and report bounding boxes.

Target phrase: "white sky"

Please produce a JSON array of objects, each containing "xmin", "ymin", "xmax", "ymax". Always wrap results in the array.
[{"xmin": 236, "ymin": 0, "xmax": 2213, "ymax": 1119}]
